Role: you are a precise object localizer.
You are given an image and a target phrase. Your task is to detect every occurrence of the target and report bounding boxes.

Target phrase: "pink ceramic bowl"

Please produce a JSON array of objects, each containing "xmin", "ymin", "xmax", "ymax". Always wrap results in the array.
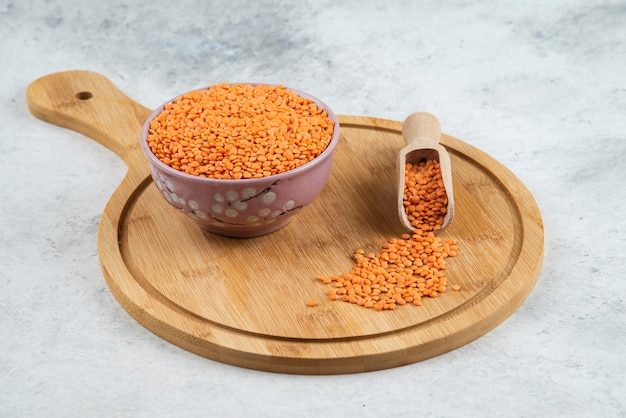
[{"xmin": 140, "ymin": 84, "xmax": 340, "ymax": 238}]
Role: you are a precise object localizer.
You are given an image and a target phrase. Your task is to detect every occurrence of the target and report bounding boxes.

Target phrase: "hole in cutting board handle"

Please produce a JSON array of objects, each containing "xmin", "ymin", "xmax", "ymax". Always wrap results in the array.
[{"xmin": 75, "ymin": 91, "xmax": 93, "ymax": 100}]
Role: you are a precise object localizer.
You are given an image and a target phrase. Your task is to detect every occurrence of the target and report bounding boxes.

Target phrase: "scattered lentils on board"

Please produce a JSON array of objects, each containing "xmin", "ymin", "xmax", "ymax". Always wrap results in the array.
[
  {"xmin": 315, "ymin": 159, "xmax": 460, "ymax": 311},
  {"xmin": 146, "ymin": 83, "xmax": 335, "ymax": 179}
]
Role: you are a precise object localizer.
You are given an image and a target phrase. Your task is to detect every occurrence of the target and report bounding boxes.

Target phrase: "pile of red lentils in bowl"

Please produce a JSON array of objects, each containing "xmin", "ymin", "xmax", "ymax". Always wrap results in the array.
[{"xmin": 145, "ymin": 83, "xmax": 335, "ymax": 180}]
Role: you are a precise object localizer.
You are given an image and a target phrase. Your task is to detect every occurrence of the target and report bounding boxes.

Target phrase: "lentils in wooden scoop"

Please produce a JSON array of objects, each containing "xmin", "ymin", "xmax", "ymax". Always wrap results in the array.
[{"xmin": 403, "ymin": 159, "xmax": 449, "ymax": 232}]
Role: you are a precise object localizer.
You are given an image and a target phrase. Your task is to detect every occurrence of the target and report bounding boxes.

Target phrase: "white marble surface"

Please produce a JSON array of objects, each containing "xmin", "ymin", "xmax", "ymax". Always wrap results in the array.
[{"xmin": 1, "ymin": 0, "xmax": 625, "ymax": 416}]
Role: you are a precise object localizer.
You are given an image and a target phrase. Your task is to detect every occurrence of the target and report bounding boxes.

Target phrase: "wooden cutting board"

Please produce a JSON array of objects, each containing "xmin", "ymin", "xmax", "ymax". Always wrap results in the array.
[{"xmin": 26, "ymin": 70, "xmax": 544, "ymax": 375}]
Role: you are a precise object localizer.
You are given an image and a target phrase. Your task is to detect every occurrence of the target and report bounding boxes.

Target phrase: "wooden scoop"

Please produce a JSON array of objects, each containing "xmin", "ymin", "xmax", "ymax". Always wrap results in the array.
[{"xmin": 397, "ymin": 112, "xmax": 455, "ymax": 232}]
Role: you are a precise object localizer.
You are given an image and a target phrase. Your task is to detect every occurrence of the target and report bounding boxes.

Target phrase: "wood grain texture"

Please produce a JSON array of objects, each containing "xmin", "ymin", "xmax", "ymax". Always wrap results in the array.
[{"xmin": 26, "ymin": 71, "xmax": 544, "ymax": 375}]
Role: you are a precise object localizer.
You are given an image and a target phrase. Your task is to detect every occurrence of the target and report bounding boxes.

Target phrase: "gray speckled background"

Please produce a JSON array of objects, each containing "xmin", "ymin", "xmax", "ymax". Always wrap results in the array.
[{"xmin": 1, "ymin": 0, "xmax": 625, "ymax": 417}]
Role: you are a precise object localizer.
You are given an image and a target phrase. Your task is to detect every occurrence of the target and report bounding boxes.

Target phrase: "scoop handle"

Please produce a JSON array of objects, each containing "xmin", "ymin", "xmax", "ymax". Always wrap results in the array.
[
  {"xmin": 26, "ymin": 70, "xmax": 152, "ymax": 167},
  {"xmin": 402, "ymin": 112, "xmax": 442, "ymax": 145}
]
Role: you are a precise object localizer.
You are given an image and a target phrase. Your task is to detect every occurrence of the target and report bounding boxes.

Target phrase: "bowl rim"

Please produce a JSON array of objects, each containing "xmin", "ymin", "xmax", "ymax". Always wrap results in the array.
[{"xmin": 140, "ymin": 83, "xmax": 340, "ymax": 185}]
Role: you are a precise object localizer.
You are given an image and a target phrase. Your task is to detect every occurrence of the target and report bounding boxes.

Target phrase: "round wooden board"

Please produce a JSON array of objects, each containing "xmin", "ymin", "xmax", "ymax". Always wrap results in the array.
[{"xmin": 27, "ymin": 71, "xmax": 544, "ymax": 375}]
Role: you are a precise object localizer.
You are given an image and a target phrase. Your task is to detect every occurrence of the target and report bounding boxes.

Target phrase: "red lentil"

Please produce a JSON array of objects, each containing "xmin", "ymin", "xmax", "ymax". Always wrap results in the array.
[
  {"xmin": 146, "ymin": 83, "xmax": 335, "ymax": 179},
  {"xmin": 403, "ymin": 160, "xmax": 448, "ymax": 231},
  {"xmin": 313, "ymin": 156, "xmax": 458, "ymax": 310},
  {"xmin": 319, "ymin": 230, "xmax": 458, "ymax": 311}
]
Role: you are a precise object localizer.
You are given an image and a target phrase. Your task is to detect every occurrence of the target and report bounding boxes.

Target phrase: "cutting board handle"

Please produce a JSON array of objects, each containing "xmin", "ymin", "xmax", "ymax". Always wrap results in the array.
[{"xmin": 26, "ymin": 70, "xmax": 152, "ymax": 166}]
